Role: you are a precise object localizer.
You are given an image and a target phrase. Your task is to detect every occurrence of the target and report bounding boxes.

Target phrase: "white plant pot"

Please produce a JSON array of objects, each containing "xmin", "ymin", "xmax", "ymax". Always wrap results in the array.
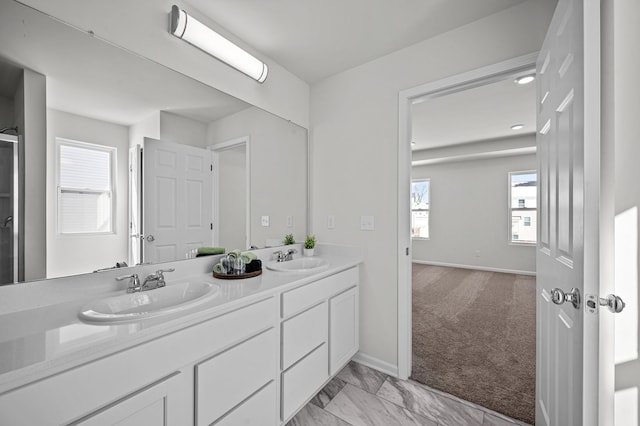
[{"xmin": 303, "ymin": 248, "xmax": 315, "ymax": 257}]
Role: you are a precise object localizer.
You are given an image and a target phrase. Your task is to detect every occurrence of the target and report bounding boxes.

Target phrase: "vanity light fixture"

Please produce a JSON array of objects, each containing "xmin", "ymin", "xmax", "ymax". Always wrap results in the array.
[
  {"xmin": 169, "ymin": 5, "xmax": 268, "ymax": 83},
  {"xmin": 511, "ymin": 124, "xmax": 525, "ymax": 130},
  {"xmin": 514, "ymin": 75, "xmax": 535, "ymax": 85}
]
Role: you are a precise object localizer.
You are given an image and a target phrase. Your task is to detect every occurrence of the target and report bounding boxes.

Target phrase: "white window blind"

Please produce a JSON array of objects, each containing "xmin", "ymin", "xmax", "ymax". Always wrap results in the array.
[{"xmin": 57, "ymin": 139, "xmax": 115, "ymax": 234}]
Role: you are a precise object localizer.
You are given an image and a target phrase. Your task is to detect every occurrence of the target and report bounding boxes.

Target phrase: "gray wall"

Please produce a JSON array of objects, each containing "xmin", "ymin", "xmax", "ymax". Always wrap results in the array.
[
  {"xmin": 208, "ymin": 107, "xmax": 307, "ymax": 248},
  {"xmin": 310, "ymin": 0, "xmax": 555, "ymax": 368},
  {"xmin": 15, "ymin": 69, "xmax": 46, "ymax": 281},
  {"xmin": 46, "ymin": 109, "xmax": 129, "ymax": 278},
  {"xmin": 412, "ymin": 153, "xmax": 536, "ymax": 274}
]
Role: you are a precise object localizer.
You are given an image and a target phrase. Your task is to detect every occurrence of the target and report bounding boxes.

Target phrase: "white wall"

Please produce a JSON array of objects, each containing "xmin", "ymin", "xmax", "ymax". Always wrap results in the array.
[
  {"xmin": 19, "ymin": 0, "xmax": 310, "ymax": 129},
  {"xmin": 208, "ymin": 107, "xmax": 307, "ymax": 248},
  {"xmin": 611, "ymin": 0, "xmax": 640, "ymax": 423},
  {"xmin": 159, "ymin": 111, "xmax": 208, "ymax": 148},
  {"xmin": 129, "ymin": 112, "xmax": 160, "ymax": 149},
  {"xmin": 14, "ymin": 69, "xmax": 46, "ymax": 282},
  {"xmin": 310, "ymin": 0, "xmax": 555, "ymax": 367},
  {"xmin": 0, "ymin": 96, "xmax": 13, "ymax": 127},
  {"xmin": 412, "ymin": 153, "xmax": 536, "ymax": 274},
  {"xmin": 218, "ymin": 146, "xmax": 247, "ymax": 250},
  {"xmin": 46, "ymin": 109, "xmax": 129, "ymax": 278}
]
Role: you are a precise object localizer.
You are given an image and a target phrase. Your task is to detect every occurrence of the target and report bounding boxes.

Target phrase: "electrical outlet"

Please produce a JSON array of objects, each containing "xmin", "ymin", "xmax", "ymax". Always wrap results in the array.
[
  {"xmin": 261, "ymin": 215, "xmax": 270, "ymax": 227},
  {"xmin": 360, "ymin": 215, "xmax": 374, "ymax": 231},
  {"xmin": 474, "ymin": 250, "xmax": 481, "ymax": 258},
  {"xmin": 327, "ymin": 215, "xmax": 336, "ymax": 229},
  {"xmin": 286, "ymin": 215, "xmax": 293, "ymax": 227}
]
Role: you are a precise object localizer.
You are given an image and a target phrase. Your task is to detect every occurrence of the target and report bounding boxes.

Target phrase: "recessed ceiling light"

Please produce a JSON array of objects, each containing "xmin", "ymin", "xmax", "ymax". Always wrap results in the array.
[
  {"xmin": 515, "ymin": 75, "xmax": 535, "ymax": 85},
  {"xmin": 511, "ymin": 124, "xmax": 525, "ymax": 130}
]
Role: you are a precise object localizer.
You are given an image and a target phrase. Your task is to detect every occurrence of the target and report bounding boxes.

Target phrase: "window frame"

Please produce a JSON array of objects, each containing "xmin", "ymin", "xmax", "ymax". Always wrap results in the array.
[
  {"xmin": 56, "ymin": 137, "xmax": 116, "ymax": 236},
  {"xmin": 508, "ymin": 170, "xmax": 537, "ymax": 246},
  {"xmin": 411, "ymin": 178, "xmax": 430, "ymax": 240}
]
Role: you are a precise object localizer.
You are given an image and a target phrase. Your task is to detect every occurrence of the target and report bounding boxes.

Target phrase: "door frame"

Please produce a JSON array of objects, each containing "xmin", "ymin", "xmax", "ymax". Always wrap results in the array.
[
  {"xmin": 396, "ymin": 52, "xmax": 539, "ymax": 380},
  {"xmin": 209, "ymin": 136, "xmax": 251, "ymax": 250}
]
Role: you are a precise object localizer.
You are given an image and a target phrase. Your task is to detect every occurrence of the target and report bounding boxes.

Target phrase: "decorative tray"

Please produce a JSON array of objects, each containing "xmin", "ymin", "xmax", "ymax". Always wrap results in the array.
[{"xmin": 212, "ymin": 269, "xmax": 262, "ymax": 280}]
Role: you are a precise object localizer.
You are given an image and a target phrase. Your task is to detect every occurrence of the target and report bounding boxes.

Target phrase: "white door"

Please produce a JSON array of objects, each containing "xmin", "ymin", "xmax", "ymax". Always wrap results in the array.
[
  {"xmin": 143, "ymin": 138, "xmax": 213, "ymax": 263},
  {"xmin": 128, "ymin": 145, "xmax": 142, "ymax": 266},
  {"xmin": 536, "ymin": 0, "xmax": 614, "ymax": 424}
]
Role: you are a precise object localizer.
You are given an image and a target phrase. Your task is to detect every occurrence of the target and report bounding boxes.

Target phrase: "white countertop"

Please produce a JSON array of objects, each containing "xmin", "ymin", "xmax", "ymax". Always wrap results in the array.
[{"xmin": 0, "ymin": 244, "xmax": 362, "ymax": 394}]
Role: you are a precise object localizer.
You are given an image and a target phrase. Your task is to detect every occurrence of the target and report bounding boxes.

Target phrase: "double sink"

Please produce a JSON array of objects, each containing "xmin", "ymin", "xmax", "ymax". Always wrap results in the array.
[{"xmin": 80, "ymin": 257, "xmax": 329, "ymax": 324}]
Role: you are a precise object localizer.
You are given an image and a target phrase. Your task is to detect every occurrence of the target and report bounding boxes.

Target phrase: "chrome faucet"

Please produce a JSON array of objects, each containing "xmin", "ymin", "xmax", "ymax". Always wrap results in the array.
[
  {"xmin": 116, "ymin": 273, "xmax": 141, "ymax": 293},
  {"xmin": 116, "ymin": 268, "xmax": 175, "ymax": 293},
  {"xmin": 274, "ymin": 248, "xmax": 297, "ymax": 262},
  {"xmin": 141, "ymin": 268, "xmax": 175, "ymax": 290}
]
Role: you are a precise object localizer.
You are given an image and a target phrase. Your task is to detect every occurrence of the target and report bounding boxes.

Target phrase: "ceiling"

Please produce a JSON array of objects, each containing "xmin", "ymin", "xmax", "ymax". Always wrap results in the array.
[
  {"xmin": 411, "ymin": 75, "xmax": 537, "ymax": 151},
  {"xmin": 187, "ymin": 0, "xmax": 528, "ymax": 83}
]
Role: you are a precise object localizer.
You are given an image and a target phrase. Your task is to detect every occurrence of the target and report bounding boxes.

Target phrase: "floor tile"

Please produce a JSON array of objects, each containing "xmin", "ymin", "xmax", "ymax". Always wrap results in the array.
[
  {"xmin": 287, "ymin": 403, "xmax": 352, "ymax": 426},
  {"xmin": 376, "ymin": 377, "xmax": 484, "ymax": 426},
  {"xmin": 336, "ymin": 361, "xmax": 388, "ymax": 394},
  {"xmin": 311, "ymin": 377, "xmax": 348, "ymax": 408},
  {"xmin": 325, "ymin": 383, "xmax": 438, "ymax": 426}
]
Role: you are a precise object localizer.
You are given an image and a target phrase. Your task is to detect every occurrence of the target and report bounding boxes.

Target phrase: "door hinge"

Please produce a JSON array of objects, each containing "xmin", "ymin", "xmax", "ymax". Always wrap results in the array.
[
  {"xmin": 406, "ymin": 247, "xmax": 409, "ymax": 256},
  {"xmin": 210, "ymin": 164, "xmax": 213, "ymax": 171},
  {"xmin": 210, "ymin": 223, "xmax": 213, "ymax": 230}
]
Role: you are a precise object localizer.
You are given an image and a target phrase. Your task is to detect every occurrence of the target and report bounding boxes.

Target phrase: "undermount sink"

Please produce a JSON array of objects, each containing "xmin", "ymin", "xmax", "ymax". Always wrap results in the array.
[
  {"xmin": 266, "ymin": 257, "xmax": 329, "ymax": 273},
  {"xmin": 79, "ymin": 282, "xmax": 220, "ymax": 323}
]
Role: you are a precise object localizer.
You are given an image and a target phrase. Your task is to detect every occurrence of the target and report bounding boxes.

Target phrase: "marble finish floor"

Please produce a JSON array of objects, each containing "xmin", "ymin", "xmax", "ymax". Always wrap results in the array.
[{"xmin": 287, "ymin": 361, "xmax": 531, "ymax": 426}]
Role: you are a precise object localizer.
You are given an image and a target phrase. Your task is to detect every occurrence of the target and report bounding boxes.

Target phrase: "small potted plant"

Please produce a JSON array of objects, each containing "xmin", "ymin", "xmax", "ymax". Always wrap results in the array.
[
  {"xmin": 303, "ymin": 235, "xmax": 316, "ymax": 256},
  {"xmin": 284, "ymin": 233, "xmax": 295, "ymax": 245}
]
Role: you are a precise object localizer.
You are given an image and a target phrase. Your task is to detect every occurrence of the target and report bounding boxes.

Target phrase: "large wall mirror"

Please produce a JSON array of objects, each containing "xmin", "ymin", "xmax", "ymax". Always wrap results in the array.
[{"xmin": 0, "ymin": 1, "xmax": 308, "ymax": 284}]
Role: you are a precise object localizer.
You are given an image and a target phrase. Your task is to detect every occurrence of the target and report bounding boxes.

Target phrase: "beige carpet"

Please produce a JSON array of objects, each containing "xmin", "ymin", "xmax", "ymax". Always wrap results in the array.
[{"xmin": 410, "ymin": 264, "xmax": 536, "ymax": 424}]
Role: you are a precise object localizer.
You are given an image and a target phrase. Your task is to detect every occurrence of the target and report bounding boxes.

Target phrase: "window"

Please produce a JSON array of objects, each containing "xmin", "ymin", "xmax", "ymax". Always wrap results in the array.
[
  {"xmin": 411, "ymin": 179, "xmax": 430, "ymax": 238},
  {"xmin": 509, "ymin": 171, "xmax": 536, "ymax": 244},
  {"xmin": 57, "ymin": 138, "xmax": 115, "ymax": 234}
]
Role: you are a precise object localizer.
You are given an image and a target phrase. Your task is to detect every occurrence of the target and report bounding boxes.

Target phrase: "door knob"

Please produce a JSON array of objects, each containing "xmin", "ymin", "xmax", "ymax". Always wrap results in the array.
[
  {"xmin": 550, "ymin": 287, "xmax": 581, "ymax": 310},
  {"xmin": 599, "ymin": 294, "xmax": 625, "ymax": 313},
  {"xmin": 146, "ymin": 234, "xmax": 155, "ymax": 242}
]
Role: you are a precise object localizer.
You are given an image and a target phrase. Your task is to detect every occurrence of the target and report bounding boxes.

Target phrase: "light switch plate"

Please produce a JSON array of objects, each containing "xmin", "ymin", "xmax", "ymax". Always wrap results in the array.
[
  {"xmin": 327, "ymin": 215, "xmax": 336, "ymax": 229},
  {"xmin": 261, "ymin": 215, "xmax": 270, "ymax": 227},
  {"xmin": 360, "ymin": 215, "xmax": 374, "ymax": 231}
]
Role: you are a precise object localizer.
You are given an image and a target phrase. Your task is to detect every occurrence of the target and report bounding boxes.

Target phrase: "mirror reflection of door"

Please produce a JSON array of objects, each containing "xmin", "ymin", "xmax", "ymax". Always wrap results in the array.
[
  {"xmin": 142, "ymin": 137, "xmax": 213, "ymax": 264},
  {"xmin": 211, "ymin": 138, "xmax": 249, "ymax": 251},
  {"xmin": 0, "ymin": 136, "xmax": 18, "ymax": 284}
]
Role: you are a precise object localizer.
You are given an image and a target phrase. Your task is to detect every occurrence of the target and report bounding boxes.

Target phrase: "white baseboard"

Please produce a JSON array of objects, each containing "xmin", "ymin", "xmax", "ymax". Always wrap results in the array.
[
  {"xmin": 411, "ymin": 259, "xmax": 536, "ymax": 276},
  {"xmin": 352, "ymin": 352, "xmax": 399, "ymax": 377}
]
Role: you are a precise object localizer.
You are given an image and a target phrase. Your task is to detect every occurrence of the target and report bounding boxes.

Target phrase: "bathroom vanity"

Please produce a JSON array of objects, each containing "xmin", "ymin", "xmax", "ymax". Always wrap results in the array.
[{"xmin": 0, "ymin": 244, "xmax": 361, "ymax": 425}]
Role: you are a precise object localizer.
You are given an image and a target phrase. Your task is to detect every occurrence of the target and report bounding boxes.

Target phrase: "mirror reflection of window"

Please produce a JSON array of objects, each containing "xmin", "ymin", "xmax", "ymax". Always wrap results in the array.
[{"xmin": 57, "ymin": 138, "xmax": 115, "ymax": 235}]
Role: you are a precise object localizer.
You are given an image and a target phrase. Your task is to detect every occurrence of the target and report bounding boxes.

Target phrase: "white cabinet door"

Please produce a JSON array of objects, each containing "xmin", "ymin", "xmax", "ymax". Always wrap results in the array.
[
  {"xmin": 78, "ymin": 373, "xmax": 180, "ymax": 426},
  {"xmin": 329, "ymin": 286, "xmax": 359, "ymax": 375}
]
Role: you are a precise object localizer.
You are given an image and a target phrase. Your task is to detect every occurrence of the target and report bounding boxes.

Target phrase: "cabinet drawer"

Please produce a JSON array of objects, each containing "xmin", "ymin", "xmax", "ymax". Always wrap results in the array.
[
  {"xmin": 281, "ymin": 267, "xmax": 358, "ymax": 318},
  {"xmin": 196, "ymin": 328, "xmax": 276, "ymax": 425},
  {"xmin": 282, "ymin": 302, "xmax": 328, "ymax": 370},
  {"xmin": 216, "ymin": 381, "xmax": 277, "ymax": 426},
  {"xmin": 281, "ymin": 343, "xmax": 329, "ymax": 421}
]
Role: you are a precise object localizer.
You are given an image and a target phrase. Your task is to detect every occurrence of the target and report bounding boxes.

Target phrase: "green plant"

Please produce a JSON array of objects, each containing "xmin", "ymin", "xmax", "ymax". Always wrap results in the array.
[
  {"xmin": 284, "ymin": 233, "xmax": 295, "ymax": 245},
  {"xmin": 304, "ymin": 235, "xmax": 316, "ymax": 249}
]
